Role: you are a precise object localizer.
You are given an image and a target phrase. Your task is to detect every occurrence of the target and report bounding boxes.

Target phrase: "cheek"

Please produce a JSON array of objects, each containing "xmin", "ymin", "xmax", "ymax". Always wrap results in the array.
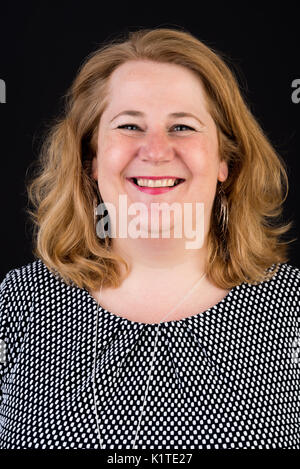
[
  {"xmin": 98, "ymin": 136, "xmax": 130, "ymax": 175},
  {"xmin": 187, "ymin": 138, "xmax": 219, "ymax": 176}
]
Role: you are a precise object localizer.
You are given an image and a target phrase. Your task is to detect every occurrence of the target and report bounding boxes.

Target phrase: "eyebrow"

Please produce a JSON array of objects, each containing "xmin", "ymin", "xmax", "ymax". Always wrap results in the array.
[{"xmin": 110, "ymin": 110, "xmax": 205, "ymax": 126}]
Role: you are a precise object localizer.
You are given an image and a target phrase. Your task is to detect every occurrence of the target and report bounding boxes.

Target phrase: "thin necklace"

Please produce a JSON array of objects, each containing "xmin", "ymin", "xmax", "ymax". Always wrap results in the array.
[{"xmin": 92, "ymin": 272, "xmax": 207, "ymax": 449}]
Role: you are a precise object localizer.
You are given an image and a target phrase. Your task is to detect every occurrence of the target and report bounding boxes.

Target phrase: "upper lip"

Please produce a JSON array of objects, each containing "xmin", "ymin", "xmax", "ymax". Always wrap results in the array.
[{"xmin": 127, "ymin": 176, "xmax": 185, "ymax": 180}]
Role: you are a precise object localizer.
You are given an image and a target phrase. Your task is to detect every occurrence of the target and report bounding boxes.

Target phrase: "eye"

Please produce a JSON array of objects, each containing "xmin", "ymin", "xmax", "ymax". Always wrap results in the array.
[
  {"xmin": 172, "ymin": 124, "xmax": 195, "ymax": 132},
  {"xmin": 117, "ymin": 124, "xmax": 195, "ymax": 132},
  {"xmin": 117, "ymin": 124, "xmax": 140, "ymax": 131}
]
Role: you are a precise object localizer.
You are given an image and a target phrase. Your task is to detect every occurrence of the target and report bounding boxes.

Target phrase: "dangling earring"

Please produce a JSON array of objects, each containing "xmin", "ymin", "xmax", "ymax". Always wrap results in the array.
[
  {"xmin": 93, "ymin": 181, "xmax": 101, "ymax": 230},
  {"xmin": 93, "ymin": 187, "xmax": 111, "ymax": 239},
  {"xmin": 93, "ymin": 197, "xmax": 98, "ymax": 231},
  {"xmin": 217, "ymin": 183, "xmax": 229, "ymax": 236}
]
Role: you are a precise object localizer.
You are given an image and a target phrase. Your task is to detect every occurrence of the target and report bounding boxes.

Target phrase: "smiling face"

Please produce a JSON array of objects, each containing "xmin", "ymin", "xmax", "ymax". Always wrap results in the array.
[{"xmin": 91, "ymin": 59, "xmax": 228, "ymax": 240}]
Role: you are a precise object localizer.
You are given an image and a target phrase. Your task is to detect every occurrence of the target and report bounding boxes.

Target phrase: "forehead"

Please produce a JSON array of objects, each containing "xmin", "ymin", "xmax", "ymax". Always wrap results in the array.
[{"xmin": 106, "ymin": 60, "xmax": 208, "ymax": 108}]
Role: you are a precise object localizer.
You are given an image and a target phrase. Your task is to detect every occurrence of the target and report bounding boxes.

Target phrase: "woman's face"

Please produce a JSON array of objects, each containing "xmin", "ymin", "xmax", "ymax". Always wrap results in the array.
[{"xmin": 92, "ymin": 59, "xmax": 228, "ymax": 239}]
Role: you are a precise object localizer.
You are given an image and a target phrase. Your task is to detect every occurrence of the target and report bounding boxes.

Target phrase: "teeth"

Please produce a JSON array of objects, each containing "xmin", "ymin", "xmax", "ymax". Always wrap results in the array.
[{"xmin": 135, "ymin": 178, "xmax": 180, "ymax": 187}]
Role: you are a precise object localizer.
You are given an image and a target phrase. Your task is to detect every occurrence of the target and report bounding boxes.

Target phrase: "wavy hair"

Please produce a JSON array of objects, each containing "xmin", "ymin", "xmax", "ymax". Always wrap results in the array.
[{"xmin": 25, "ymin": 27, "xmax": 296, "ymax": 290}]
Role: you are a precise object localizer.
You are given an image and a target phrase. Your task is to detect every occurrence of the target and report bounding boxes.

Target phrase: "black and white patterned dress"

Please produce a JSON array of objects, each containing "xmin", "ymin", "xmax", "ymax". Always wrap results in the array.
[{"xmin": 0, "ymin": 259, "xmax": 299, "ymax": 449}]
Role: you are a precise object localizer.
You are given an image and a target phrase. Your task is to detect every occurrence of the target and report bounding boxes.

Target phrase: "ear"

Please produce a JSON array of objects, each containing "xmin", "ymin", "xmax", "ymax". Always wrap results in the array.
[
  {"xmin": 91, "ymin": 155, "xmax": 98, "ymax": 181},
  {"xmin": 218, "ymin": 160, "xmax": 228, "ymax": 183}
]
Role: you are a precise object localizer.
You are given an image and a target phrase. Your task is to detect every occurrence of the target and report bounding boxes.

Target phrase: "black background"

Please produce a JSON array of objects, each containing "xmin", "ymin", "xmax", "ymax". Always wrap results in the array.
[{"xmin": 1, "ymin": 1, "xmax": 299, "ymax": 278}]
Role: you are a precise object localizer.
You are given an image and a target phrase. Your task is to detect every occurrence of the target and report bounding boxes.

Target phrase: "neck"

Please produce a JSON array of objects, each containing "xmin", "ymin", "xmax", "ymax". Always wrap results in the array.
[{"xmin": 111, "ymin": 235, "xmax": 208, "ymax": 289}]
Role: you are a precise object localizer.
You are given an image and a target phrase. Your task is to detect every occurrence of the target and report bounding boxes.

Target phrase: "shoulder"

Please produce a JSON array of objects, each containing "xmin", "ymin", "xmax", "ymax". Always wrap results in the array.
[
  {"xmin": 248, "ymin": 262, "xmax": 300, "ymax": 308},
  {"xmin": 0, "ymin": 257, "xmax": 50, "ymax": 325},
  {"xmin": 0, "ymin": 259, "xmax": 73, "ymax": 380},
  {"xmin": 0, "ymin": 259, "xmax": 45, "ymax": 380},
  {"xmin": 0, "ymin": 258, "xmax": 70, "ymax": 338},
  {"xmin": 0, "ymin": 258, "xmax": 72, "ymax": 303},
  {"xmin": 1, "ymin": 258, "xmax": 39, "ymax": 290},
  {"xmin": 0, "ymin": 259, "xmax": 41, "ymax": 312},
  {"xmin": 224, "ymin": 262, "xmax": 299, "ymax": 327},
  {"xmin": 267, "ymin": 262, "xmax": 300, "ymax": 297},
  {"xmin": 275, "ymin": 261, "xmax": 300, "ymax": 279},
  {"xmin": 239, "ymin": 262, "xmax": 300, "ymax": 326},
  {"xmin": 270, "ymin": 262, "xmax": 299, "ymax": 312}
]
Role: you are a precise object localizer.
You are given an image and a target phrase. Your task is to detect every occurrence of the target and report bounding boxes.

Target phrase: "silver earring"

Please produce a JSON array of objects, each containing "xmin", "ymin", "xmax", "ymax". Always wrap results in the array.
[
  {"xmin": 93, "ymin": 197, "xmax": 98, "ymax": 230},
  {"xmin": 217, "ymin": 183, "xmax": 229, "ymax": 235},
  {"xmin": 93, "ymin": 190, "xmax": 111, "ymax": 239}
]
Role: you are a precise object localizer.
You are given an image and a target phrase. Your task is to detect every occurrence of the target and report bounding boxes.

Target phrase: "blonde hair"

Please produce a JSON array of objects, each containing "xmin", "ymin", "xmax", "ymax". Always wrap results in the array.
[{"xmin": 25, "ymin": 27, "xmax": 296, "ymax": 290}]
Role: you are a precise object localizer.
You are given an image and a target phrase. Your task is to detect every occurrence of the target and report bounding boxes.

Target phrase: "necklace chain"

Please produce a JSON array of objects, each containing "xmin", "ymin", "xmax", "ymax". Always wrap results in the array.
[{"xmin": 92, "ymin": 272, "xmax": 207, "ymax": 449}]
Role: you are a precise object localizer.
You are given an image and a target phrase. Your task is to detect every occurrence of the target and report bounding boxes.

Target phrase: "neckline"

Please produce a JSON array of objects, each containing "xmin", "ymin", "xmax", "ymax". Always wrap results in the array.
[
  {"xmin": 38, "ymin": 259, "xmax": 283, "ymax": 327},
  {"xmin": 82, "ymin": 283, "xmax": 241, "ymax": 327}
]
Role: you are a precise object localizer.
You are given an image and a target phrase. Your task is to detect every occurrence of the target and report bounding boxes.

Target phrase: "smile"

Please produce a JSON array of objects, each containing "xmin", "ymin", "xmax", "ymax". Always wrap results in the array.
[{"xmin": 126, "ymin": 177, "xmax": 185, "ymax": 195}]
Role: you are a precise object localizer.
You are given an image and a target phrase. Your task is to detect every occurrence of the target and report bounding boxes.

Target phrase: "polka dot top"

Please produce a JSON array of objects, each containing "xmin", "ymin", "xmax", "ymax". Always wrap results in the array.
[{"xmin": 0, "ymin": 259, "xmax": 299, "ymax": 449}]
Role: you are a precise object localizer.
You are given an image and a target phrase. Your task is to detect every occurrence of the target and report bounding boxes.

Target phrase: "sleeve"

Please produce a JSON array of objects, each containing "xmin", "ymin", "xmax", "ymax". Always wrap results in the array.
[
  {"xmin": 0, "ymin": 268, "xmax": 32, "ymax": 407},
  {"xmin": 292, "ymin": 268, "xmax": 300, "ymax": 365},
  {"xmin": 0, "ymin": 271, "xmax": 13, "ymax": 404}
]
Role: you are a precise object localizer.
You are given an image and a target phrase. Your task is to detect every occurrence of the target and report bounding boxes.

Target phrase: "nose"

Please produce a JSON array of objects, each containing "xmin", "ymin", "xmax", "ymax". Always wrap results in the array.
[{"xmin": 137, "ymin": 130, "xmax": 175, "ymax": 163}]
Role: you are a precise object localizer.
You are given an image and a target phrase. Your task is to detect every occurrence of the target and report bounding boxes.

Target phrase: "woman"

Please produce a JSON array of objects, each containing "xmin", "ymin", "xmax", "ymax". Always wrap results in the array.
[{"xmin": 0, "ymin": 27, "xmax": 299, "ymax": 450}]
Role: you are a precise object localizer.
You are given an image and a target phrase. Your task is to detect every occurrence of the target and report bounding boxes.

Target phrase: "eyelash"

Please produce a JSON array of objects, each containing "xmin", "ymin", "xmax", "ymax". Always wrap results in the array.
[{"xmin": 117, "ymin": 124, "xmax": 195, "ymax": 132}]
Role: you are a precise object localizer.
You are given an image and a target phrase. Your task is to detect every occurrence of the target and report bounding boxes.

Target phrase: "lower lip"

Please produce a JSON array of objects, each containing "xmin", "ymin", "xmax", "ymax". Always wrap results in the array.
[{"xmin": 127, "ymin": 179, "xmax": 184, "ymax": 195}]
